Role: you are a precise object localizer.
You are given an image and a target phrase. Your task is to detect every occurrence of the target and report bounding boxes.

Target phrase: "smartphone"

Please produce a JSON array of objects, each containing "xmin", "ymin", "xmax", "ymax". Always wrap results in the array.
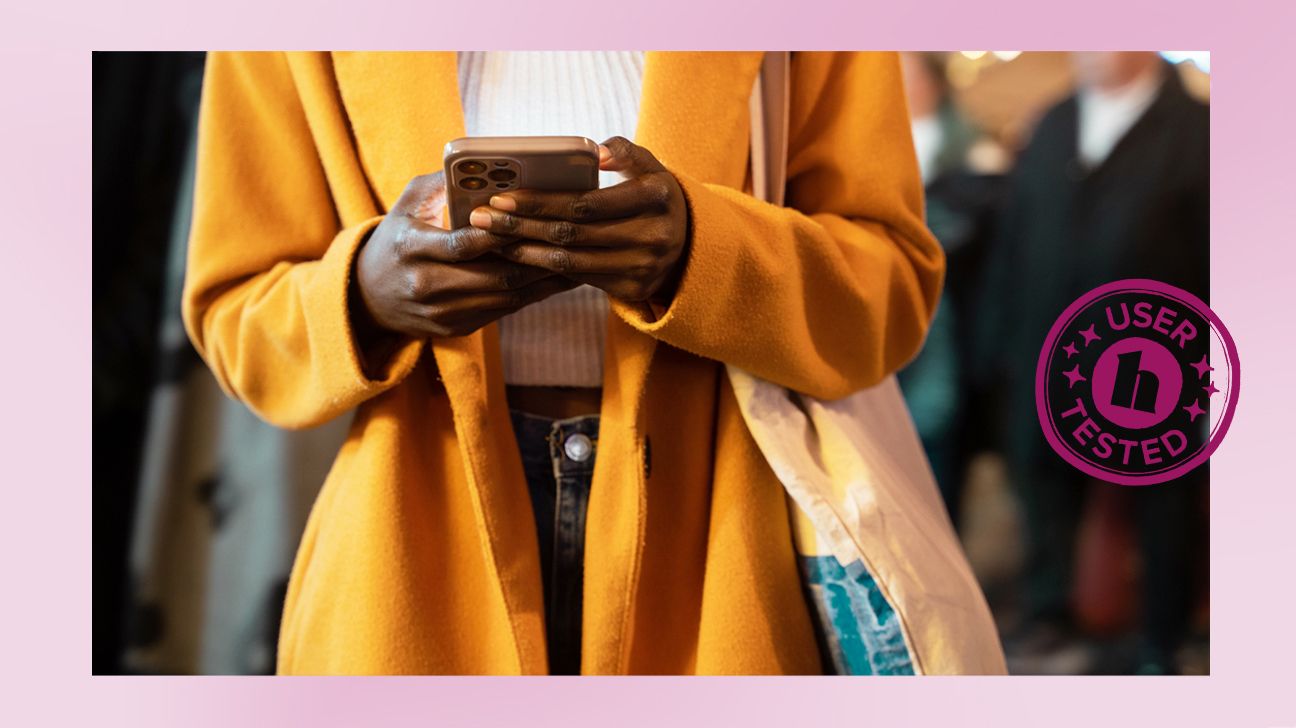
[{"xmin": 443, "ymin": 136, "xmax": 601, "ymax": 229}]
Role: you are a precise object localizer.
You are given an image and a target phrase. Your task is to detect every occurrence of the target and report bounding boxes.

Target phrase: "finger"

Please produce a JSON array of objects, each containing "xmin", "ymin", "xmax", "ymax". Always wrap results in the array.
[
  {"xmin": 469, "ymin": 205, "xmax": 669, "ymax": 248},
  {"xmin": 432, "ymin": 275, "xmax": 581, "ymax": 320},
  {"xmin": 413, "ymin": 193, "xmax": 448, "ymax": 227},
  {"xmin": 416, "ymin": 260, "xmax": 557, "ymax": 298},
  {"xmin": 391, "ymin": 171, "xmax": 447, "ymax": 216},
  {"xmin": 401, "ymin": 276, "xmax": 580, "ymax": 338},
  {"xmin": 563, "ymin": 273, "xmax": 658, "ymax": 302},
  {"xmin": 598, "ymin": 136, "xmax": 665, "ymax": 178},
  {"xmin": 487, "ymin": 176, "xmax": 672, "ymax": 222},
  {"xmin": 501, "ymin": 241, "xmax": 650, "ymax": 276},
  {"xmin": 394, "ymin": 216, "xmax": 509, "ymax": 262}
]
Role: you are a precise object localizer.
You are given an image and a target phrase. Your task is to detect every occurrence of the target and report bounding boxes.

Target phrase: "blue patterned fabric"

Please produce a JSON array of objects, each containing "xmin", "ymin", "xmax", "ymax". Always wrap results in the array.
[{"xmin": 799, "ymin": 556, "xmax": 915, "ymax": 675}]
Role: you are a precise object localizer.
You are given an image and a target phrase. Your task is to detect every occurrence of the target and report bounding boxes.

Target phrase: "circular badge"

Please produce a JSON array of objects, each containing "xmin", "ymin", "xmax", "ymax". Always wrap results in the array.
[{"xmin": 1036, "ymin": 279, "xmax": 1240, "ymax": 486}]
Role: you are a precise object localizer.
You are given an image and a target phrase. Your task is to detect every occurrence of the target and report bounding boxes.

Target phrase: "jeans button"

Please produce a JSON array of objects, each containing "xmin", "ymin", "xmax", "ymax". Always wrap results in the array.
[{"xmin": 564, "ymin": 432, "xmax": 593, "ymax": 463}]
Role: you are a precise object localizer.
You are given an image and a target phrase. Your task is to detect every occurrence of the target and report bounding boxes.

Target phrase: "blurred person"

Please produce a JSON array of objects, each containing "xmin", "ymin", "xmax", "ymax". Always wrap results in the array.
[
  {"xmin": 898, "ymin": 52, "xmax": 1006, "ymax": 527},
  {"xmin": 93, "ymin": 51, "xmax": 208, "ymax": 674},
  {"xmin": 182, "ymin": 52, "xmax": 949, "ymax": 675},
  {"xmin": 979, "ymin": 51, "xmax": 1208, "ymax": 673}
]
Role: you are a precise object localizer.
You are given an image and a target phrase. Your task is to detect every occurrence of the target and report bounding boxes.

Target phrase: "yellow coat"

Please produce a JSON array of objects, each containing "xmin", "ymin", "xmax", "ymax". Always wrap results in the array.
[{"xmin": 184, "ymin": 51, "xmax": 945, "ymax": 675}]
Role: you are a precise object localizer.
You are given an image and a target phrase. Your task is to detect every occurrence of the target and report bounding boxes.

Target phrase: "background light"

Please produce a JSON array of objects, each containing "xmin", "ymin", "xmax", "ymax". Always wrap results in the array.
[{"xmin": 1161, "ymin": 51, "xmax": 1210, "ymax": 73}]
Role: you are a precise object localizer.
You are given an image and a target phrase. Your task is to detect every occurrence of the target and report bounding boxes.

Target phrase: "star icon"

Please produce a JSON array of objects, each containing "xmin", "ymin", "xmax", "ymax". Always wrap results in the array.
[
  {"xmin": 1183, "ymin": 399, "xmax": 1206, "ymax": 422},
  {"xmin": 1190, "ymin": 354, "xmax": 1213, "ymax": 379},
  {"xmin": 1078, "ymin": 324, "xmax": 1102, "ymax": 347},
  {"xmin": 1203, "ymin": 381, "xmax": 1220, "ymax": 397},
  {"xmin": 1062, "ymin": 341, "xmax": 1078, "ymax": 358},
  {"xmin": 1062, "ymin": 364, "xmax": 1087, "ymax": 388}
]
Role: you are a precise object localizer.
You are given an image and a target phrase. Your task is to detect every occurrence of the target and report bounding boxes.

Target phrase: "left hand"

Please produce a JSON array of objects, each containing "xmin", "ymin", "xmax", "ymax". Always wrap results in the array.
[{"xmin": 468, "ymin": 136, "xmax": 690, "ymax": 303}]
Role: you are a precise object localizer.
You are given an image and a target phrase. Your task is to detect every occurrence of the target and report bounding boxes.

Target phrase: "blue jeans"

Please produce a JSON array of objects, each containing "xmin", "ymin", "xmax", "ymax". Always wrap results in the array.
[{"xmin": 510, "ymin": 409, "xmax": 600, "ymax": 675}]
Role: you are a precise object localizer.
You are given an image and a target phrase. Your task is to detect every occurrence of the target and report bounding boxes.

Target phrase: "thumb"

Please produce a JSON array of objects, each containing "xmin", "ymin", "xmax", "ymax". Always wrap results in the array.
[
  {"xmin": 599, "ymin": 136, "xmax": 665, "ymax": 178},
  {"xmin": 394, "ymin": 170, "xmax": 447, "ymax": 218}
]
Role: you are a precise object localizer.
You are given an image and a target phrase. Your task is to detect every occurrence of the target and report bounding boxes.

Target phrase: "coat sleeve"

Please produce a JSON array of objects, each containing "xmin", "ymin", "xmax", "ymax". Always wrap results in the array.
[
  {"xmin": 611, "ymin": 52, "xmax": 944, "ymax": 400},
  {"xmin": 182, "ymin": 52, "xmax": 424, "ymax": 429}
]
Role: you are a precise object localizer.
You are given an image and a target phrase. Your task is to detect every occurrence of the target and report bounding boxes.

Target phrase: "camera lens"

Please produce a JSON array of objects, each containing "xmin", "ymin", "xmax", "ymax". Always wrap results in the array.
[
  {"xmin": 460, "ymin": 177, "xmax": 487, "ymax": 190},
  {"xmin": 487, "ymin": 168, "xmax": 517, "ymax": 182},
  {"xmin": 456, "ymin": 160, "xmax": 487, "ymax": 175}
]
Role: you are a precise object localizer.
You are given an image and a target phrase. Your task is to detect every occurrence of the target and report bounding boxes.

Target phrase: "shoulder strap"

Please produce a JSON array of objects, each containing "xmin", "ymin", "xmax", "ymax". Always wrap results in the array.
[{"xmin": 749, "ymin": 51, "xmax": 791, "ymax": 206}]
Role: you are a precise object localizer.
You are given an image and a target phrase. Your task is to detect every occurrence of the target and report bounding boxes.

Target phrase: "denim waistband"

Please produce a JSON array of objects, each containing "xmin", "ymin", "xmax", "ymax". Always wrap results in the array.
[{"xmin": 509, "ymin": 409, "xmax": 600, "ymax": 479}]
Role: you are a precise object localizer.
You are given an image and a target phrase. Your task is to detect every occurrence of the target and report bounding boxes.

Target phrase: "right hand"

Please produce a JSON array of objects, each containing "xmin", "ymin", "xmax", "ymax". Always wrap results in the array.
[{"xmin": 353, "ymin": 172, "xmax": 578, "ymax": 341}]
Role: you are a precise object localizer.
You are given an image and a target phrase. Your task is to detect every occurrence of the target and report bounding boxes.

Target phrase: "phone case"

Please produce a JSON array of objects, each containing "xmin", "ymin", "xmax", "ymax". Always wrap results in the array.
[{"xmin": 443, "ymin": 136, "xmax": 601, "ymax": 229}]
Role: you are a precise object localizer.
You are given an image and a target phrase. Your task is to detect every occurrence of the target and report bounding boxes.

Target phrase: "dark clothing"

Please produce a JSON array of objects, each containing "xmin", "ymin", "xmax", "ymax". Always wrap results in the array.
[
  {"xmin": 980, "ymin": 66, "xmax": 1209, "ymax": 664},
  {"xmin": 511, "ymin": 409, "xmax": 600, "ymax": 676},
  {"xmin": 1010, "ymin": 452, "xmax": 1203, "ymax": 657},
  {"xmin": 899, "ymin": 102, "xmax": 1005, "ymax": 525},
  {"xmin": 93, "ymin": 52, "xmax": 207, "ymax": 674},
  {"xmin": 980, "ymin": 67, "xmax": 1209, "ymax": 466}
]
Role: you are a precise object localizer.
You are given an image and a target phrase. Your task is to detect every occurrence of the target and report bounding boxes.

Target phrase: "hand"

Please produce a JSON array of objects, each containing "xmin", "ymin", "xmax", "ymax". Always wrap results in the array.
[
  {"xmin": 352, "ymin": 171, "xmax": 577, "ymax": 343},
  {"xmin": 468, "ymin": 136, "xmax": 690, "ymax": 303}
]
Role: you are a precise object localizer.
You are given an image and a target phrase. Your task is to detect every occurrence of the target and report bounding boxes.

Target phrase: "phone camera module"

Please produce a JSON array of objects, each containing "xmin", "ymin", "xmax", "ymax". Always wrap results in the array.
[
  {"xmin": 456, "ymin": 160, "xmax": 487, "ymax": 175},
  {"xmin": 460, "ymin": 177, "xmax": 487, "ymax": 190}
]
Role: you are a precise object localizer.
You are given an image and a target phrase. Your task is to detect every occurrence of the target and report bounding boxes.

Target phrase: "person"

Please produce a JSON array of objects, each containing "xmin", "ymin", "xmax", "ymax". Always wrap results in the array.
[
  {"xmin": 979, "ymin": 52, "xmax": 1208, "ymax": 673},
  {"xmin": 896, "ymin": 52, "xmax": 1006, "ymax": 526},
  {"xmin": 183, "ymin": 51, "xmax": 945, "ymax": 675}
]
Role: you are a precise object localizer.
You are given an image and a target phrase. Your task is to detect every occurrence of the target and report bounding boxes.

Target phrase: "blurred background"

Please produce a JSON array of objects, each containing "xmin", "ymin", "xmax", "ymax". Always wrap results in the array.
[{"xmin": 93, "ymin": 51, "xmax": 1210, "ymax": 675}]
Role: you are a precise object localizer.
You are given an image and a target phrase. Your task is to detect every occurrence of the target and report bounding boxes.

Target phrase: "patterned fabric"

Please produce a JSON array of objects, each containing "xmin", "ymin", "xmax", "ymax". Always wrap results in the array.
[{"xmin": 799, "ymin": 556, "xmax": 915, "ymax": 675}]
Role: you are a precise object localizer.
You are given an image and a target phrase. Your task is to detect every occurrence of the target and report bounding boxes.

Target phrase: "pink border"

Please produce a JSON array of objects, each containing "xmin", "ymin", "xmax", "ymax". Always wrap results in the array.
[
  {"xmin": 1035, "ymin": 278, "xmax": 1241, "ymax": 485},
  {"xmin": 6, "ymin": 0, "xmax": 1296, "ymax": 725}
]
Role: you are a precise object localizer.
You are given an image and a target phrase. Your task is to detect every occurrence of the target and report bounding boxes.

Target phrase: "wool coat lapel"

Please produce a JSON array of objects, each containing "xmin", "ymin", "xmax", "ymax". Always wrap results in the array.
[
  {"xmin": 331, "ymin": 51, "xmax": 464, "ymax": 208},
  {"xmin": 581, "ymin": 51, "xmax": 765, "ymax": 672},
  {"xmin": 334, "ymin": 50, "xmax": 551, "ymax": 672},
  {"xmin": 636, "ymin": 51, "xmax": 764, "ymax": 186}
]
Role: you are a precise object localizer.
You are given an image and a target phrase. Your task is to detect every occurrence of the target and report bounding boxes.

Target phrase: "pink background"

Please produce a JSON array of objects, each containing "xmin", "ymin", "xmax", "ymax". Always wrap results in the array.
[{"xmin": 2, "ymin": 0, "xmax": 1293, "ymax": 725}]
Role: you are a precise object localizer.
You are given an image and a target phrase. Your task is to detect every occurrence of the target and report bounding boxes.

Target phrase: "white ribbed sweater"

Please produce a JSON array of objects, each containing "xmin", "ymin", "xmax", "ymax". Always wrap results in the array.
[{"xmin": 457, "ymin": 51, "xmax": 645, "ymax": 387}]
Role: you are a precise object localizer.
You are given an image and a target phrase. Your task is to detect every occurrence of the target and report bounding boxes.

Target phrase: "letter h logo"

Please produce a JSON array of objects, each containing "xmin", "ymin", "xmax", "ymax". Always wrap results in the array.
[{"xmin": 1111, "ymin": 350, "xmax": 1159, "ymax": 413}]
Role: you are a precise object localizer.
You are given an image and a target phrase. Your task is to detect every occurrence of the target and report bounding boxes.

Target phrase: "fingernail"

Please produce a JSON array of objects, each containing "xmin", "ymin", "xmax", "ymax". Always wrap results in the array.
[
  {"xmin": 489, "ymin": 195, "xmax": 516, "ymax": 211},
  {"xmin": 598, "ymin": 145, "xmax": 612, "ymax": 163},
  {"xmin": 469, "ymin": 208, "xmax": 492, "ymax": 228}
]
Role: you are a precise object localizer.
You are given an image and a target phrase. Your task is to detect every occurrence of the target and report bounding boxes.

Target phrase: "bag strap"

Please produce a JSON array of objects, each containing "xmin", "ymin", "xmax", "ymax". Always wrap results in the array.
[{"xmin": 749, "ymin": 51, "xmax": 791, "ymax": 206}]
